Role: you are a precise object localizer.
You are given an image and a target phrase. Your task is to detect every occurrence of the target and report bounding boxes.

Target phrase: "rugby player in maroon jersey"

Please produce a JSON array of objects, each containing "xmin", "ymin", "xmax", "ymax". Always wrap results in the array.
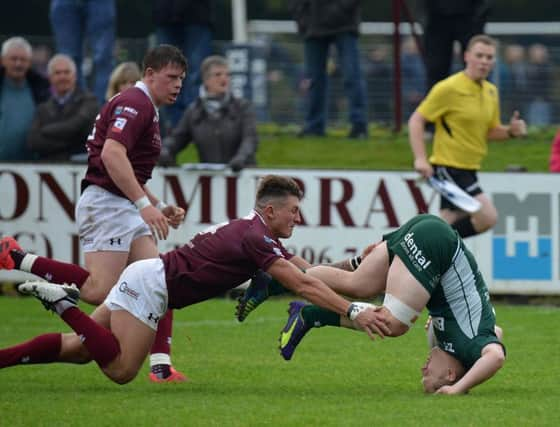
[
  {"xmin": 0, "ymin": 175, "xmax": 389, "ymax": 384},
  {"xmin": 0, "ymin": 45, "xmax": 188, "ymax": 382}
]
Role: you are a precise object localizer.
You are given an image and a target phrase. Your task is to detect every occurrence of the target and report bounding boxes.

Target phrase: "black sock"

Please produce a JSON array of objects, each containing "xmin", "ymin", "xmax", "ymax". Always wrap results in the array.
[
  {"xmin": 151, "ymin": 364, "xmax": 171, "ymax": 379},
  {"xmin": 451, "ymin": 217, "xmax": 478, "ymax": 238},
  {"xmin": 301, "ymin": 305, "xmax": 340, "ymax": 327},
  {"xmin": 9, "ymin": 249, "xmax": 25, "ymax": 269}
]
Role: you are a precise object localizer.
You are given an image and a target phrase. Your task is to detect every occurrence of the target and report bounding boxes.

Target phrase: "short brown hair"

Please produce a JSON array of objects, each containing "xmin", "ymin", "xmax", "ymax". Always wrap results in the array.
[
  {"xmin": 466, "ymin": 34, "xmax": 497, "ymax": 51},
  {"xmin": 142, "ymin": 44, "xmax": 187, "ymax": 75},
  {"xmin": 255, "ymin": 175, "xmax": 303, "ymax": 209}
]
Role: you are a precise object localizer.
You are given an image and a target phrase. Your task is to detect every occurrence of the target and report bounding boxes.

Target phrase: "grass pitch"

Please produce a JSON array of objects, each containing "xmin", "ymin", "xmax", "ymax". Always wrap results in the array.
[{"xmin": 0, "ymin": 296, "xmax": 559, "ymax": 427}]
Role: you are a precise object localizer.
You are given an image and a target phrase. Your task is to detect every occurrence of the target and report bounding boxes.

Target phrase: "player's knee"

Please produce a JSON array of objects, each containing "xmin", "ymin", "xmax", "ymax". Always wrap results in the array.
[
  {"xmin": 109, "ymin": 367, "xmax": 139, "ymax": 385},
  {"xmin": 382, "ymin": 293, "xmax": 421, "ymax": 337},
  {"xmin": 387, "ymin": 321, "xmax": 410, "ymax": 337},
  {"xmin": 80, "ymin": 277, "xmax": 112, "ymax": 305}
]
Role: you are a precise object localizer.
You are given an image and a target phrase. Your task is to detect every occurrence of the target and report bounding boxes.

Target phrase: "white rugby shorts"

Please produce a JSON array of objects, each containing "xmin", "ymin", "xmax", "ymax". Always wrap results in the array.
[
  {"xmin": 76, "ymin": 185, "xmax": 152, "ymax": 252},
  {"xmin": 104, "ymin": 258, "xmax": 168, "ymax": 331}
]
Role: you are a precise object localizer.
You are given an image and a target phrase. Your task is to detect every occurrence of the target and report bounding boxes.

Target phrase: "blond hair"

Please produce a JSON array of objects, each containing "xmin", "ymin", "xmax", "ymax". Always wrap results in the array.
[{"xmin": 105, "ymin": 61, "xmax": 141, "ymax": 100}]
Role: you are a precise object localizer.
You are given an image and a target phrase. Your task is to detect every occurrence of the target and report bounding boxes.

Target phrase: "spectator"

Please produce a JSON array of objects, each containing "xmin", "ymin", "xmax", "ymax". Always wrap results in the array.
[
  {"xmin": 153, "ymin": 0, "xmax": 213, "ymax": 132},
  {"xmin": 364, "ymin": 44, "xmax": 392, "ymax": 124},
  {"xmin": 162, "ymin": 55, "xmax": 258, "ymax": 172},
  {"xmin": 401, "ymin": 37, "xmax": 426, "ymax": 120},
  {"xmin": 526, "ymin": 43, "xmax": 553, "ymax": 125},
  {"xmin": 289, "ymin": 0, "xmax": 368, "ymax": 138},
  {"xmin": 105, "ymin": 61, "xmax": 141, "ymax": 100},
  {"xmin": 27, "ymin": 54, "xmax": 99, "ymax": 161},
  {"xmin": 498, "ymin": 44, "xmax": 528, "ymax": 117},
  {"xmin": 0, "ymin": 36, "xmax": 50, "ymax": 161},
  {"xmin": 49, "ymin": 0, "xmax": 116, "ymax": 104},
  {"xmin": 422, "ymin": 0, "xmax": 493, "ymax": 92},
  {"xmin": 549, "ymin": 129, "xmax": 560, "ymax": 172},
  {"xmin": 31, "ymin": 44, "xmax": 52, "ymax": 78}
]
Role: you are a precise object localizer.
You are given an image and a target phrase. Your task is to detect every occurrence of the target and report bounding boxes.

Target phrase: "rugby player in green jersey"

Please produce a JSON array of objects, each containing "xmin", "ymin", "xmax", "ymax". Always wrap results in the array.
[{"xmin": 238, "ymin": 214, "xmax": 505, "ymax": 394}]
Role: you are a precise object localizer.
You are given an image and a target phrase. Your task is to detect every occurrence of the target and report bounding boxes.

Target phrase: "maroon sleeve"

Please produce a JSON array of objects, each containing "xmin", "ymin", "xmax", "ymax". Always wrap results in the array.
[
  {"xmin": 241, "ymin": 230, "xmax": 288, "ymax": 271},
  {"xmin": 105, "ymin": 98, "xmax": 150, "ymax": 151}
]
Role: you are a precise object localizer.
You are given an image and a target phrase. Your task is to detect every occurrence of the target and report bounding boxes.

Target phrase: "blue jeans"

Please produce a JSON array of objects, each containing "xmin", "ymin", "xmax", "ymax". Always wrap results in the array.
[
  {"xmin": 50, "ymin": 0, "xmax": 116, "ymax": 104},
  {"xmin": 303, "ymin": 33, "xmax": 367, "ymax": 134},
  {"xmin": 156, "ymin": 24, "xmax": 213, "ymax": 129}
]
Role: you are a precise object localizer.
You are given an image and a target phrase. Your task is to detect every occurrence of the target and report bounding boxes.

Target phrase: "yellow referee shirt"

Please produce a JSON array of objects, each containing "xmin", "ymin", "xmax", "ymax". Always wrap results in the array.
[{"xmin": 417, "ymin": 71, "xmax": 501, "ymax": 170}]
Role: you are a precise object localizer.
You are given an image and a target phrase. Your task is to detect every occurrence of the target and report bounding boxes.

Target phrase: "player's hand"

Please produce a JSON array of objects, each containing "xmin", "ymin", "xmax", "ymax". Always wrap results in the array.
[
  {"xmin": 435, "ymin": 384, "xmax": 464, "ymax": 395},
  {"xmin": 162, "ymin": 205, "xmax": 185, "ymax": 229},
  {"xmin": 414, "ymin": 158, "xmax": 433, "ymax": 179},
  {"xmin": 140, "ymin": 205, "xmax": 169, "ymax": 240},
  {"xmin": 509, "ymin": 110, "xmax": 527, "ymax": 137},
  {"xmin": 353, "ymin": 307, "xmax": 391, "ymax": 340}
]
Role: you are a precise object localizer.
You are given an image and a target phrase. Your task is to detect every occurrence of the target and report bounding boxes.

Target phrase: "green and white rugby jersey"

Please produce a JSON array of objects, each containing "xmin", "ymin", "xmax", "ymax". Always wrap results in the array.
[{"xmin": 383, "ymin": 214, "xmax": 502, "ymax": 368}]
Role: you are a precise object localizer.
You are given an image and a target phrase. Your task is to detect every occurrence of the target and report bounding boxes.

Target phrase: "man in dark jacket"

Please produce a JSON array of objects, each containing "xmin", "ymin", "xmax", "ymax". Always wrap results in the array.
[
  {"xmin": 162, "ymin": 55, "xmax": 258, "ymax": 172},
  {"xmin": 0, "ymin": 36, "xmax": 50, "ymax": 161},
  {"xmin": 153, "ymin": 0, "xmax": 213, "ymax": 130},
  {"xmin": 289, "ymin": 0, "xmax": 368, "ymax": 138},
  {"xmin": 422, "ymin": 0, "xmax": 493, "ymax": 91},
  {"xmin": 27, "ymin": 54, "xmax": 99, "ymax": 161}
]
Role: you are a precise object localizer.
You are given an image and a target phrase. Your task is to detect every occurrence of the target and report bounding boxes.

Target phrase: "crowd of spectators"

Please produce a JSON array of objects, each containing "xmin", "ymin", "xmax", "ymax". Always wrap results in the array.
[{"xmin": 1, "ymin": 0, "xmax": 559, "ymax": 167}]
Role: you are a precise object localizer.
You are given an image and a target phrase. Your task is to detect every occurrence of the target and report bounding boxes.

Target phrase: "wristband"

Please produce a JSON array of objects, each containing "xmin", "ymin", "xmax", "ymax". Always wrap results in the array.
[
  {"xmin": 134, "ymin": 195, "xmax": 151, "ymax": 210},
  {"xmin": 156, "ymin": 200, "xmax": 168, "ymax": 211},
  {"xmin": 349, "ymin": 255, "xmax": 362, "ymax": 271},
  {"xmin": 347, "ymin": 301, "xmax": 376, "ymax": 321}
]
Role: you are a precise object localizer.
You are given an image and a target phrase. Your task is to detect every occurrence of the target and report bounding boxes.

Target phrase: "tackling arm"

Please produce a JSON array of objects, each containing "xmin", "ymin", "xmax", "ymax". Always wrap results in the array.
[{"xmin": 267, "ymin": 258, "xmax": 389, "ymax": 339}]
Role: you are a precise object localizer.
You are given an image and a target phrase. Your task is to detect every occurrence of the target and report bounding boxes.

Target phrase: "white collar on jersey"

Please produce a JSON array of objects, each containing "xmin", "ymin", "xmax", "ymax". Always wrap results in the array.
[
  {"xmin": 134, "ymin": 81, "xmax": 159, "ymax": 120},
  {"xmin": 252, "ymin": 209, "xmax": 266, "ymax": 225}
]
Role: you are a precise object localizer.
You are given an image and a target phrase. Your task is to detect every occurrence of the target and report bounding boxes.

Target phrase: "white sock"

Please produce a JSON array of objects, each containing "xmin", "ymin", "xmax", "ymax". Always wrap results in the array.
[{"xmin": 150, "ymin": 353, "xmax": 171, "ymax": 367}]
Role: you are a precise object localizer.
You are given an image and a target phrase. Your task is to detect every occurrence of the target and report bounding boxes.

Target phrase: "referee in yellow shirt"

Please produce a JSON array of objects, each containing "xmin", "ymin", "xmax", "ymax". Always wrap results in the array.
[{"xmin": 409, "ymin": 34, "xmax": 527, "ymax": 238}]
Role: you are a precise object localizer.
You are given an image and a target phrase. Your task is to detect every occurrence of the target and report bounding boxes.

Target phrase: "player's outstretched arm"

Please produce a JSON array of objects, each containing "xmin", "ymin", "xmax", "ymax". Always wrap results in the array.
[
  {"xmin": 436, "ymin": 343, "xmax": 505, "ymax": 395},
  {"xmin": 267, "ymin": 258, "xmax": 390, "ymax": 339}
]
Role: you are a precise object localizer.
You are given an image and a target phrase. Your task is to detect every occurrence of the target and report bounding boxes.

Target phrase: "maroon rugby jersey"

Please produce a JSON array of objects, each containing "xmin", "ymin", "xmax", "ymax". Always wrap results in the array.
[
  {"xmin": 162, "ymin": 211, "xmax": 293, "ymax": 309},
  {"xmin": 82, "ymin": 82, "xmax": 161, "ymax": 197}
]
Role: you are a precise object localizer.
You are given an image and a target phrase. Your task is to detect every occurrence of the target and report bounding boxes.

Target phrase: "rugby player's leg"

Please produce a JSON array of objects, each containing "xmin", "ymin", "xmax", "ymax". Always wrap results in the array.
[
  {"xmin": 383, "ymin": 255, "xmax": 430, "ymax": 336},
  {"xmin": 128, "ymin": 235, "xmax": 187, "ymax": 382},
  {"xmin": 100, "ymin": 308, "xmax": 156, "ymax": 384},
  {"xmin": 306, "ymin": 242, "xmax": 388, "ymax": 299},
  {"xmin": 82, "ymin": 250, "xmax": 129, "ymax": 304},
  {"xmin": 470, "ymin": 193, "xmax": 498, "ymax": 234},
  {"xmin": 0, "ymin": 236, "xmax": 90, "ymax": 287}
]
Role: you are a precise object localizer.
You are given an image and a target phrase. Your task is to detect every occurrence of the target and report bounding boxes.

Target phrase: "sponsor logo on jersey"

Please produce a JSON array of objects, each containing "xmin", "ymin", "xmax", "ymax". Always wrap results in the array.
[
  {"xmin": 401, "ymin": 232, "xmax": 432, "ymax": 270},
  {"xmin": 123, "ymin": 106, "xmax": 138, "ymax": 116},
  {"xmin": 118, "ymin": 281, "xmax": 139, "ymax": 299},
  {"xmin": 114, "ymin": 106, "xmax": 123, "ymax": 115},
  {"xmin": 112, "ymin": 117, "xmax": 127, "ymax": 133}
]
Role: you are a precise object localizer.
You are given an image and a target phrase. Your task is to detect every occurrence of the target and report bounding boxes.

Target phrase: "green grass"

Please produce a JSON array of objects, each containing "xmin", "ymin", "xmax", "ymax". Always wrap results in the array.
[
  {"xmin": 1, "ymin": 297, "xmax": 559, "ymax": 426},
  {"xmin": 176, "ymin": 124, "xmax": 557, "ymax": 172}
]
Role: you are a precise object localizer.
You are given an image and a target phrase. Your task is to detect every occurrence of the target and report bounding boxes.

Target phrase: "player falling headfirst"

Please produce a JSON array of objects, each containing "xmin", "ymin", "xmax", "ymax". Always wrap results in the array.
[{"xmin": 236, "ymin": 214, "xmax": 506, "ymax": 394}]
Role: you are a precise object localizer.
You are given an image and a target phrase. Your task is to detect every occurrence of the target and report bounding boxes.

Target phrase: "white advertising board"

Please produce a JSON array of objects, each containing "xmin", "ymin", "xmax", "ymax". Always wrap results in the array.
[{"xmin": 0, "ymin": 164, "xmax": 558, "ymax": 294}]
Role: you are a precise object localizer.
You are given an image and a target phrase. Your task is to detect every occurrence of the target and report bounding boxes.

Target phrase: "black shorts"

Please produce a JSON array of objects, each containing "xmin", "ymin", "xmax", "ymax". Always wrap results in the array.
[{"xmin": 432, "ymin": 165, "xmax": 483, "ymax": 211}]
